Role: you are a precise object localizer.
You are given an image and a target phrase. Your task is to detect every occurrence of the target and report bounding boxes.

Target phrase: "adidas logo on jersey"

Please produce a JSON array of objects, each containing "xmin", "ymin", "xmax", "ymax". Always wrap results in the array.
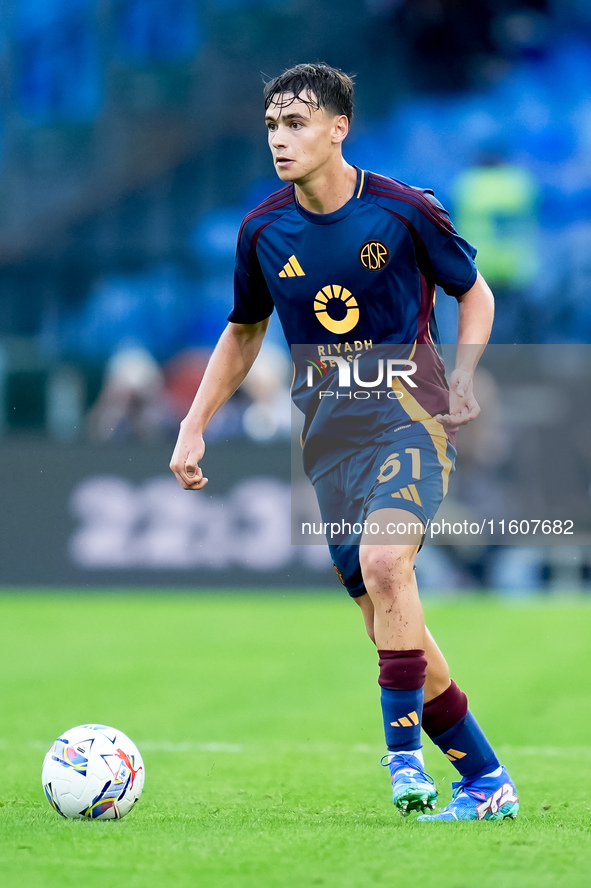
[{"xmin": 279, "ymin": 255, "xmax": 305, "ymax": 277}]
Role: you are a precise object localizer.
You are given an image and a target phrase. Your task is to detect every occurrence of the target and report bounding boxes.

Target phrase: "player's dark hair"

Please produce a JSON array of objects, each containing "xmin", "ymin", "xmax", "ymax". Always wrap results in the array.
[{"xmin": 263, "ymin": 63, "xmax": 354, "ymax": 123}]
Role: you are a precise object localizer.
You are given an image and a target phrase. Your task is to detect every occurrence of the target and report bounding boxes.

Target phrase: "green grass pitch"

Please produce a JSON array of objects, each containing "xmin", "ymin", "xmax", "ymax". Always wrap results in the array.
[{"xmin": 0, "ymin": 592, "xmax": 590, "ymax": 888}]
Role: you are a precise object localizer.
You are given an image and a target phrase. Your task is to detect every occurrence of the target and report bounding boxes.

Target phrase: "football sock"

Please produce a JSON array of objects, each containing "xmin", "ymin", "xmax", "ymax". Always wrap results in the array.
[
  {"xmin": 422, "ymin": 680, "xmax": 500, "ymax": 779},
  {"xmin": 378, "ymin": 649, "xmax": 427, "ymax": 753}
]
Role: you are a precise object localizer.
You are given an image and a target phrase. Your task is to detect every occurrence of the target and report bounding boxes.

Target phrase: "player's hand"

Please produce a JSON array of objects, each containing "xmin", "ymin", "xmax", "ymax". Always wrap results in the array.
[
  {"xmin": 435, "ymin": 369, "xmax": 480, "ymax": 429},
  {"xmin": 169, "ymin": 423, "xmax": 208, "ymax": 490}
]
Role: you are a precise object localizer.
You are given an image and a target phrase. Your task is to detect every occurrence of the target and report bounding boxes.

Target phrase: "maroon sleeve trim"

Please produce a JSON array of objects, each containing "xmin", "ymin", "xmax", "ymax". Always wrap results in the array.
[
  {"xmin": 237, "ymin": 187, "xmax": 295, "ymax": 242},
  {"xmin": 367, "ymin": 173, "xmax": 453, "ymax": 235}
]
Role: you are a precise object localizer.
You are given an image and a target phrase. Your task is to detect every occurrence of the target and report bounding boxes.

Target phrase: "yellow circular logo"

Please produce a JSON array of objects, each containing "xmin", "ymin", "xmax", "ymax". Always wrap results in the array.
[
  {"xmin": 359, "ymin": 240, "xmax": 389, "ymax": 271},
  {"xmin": 313, "ymin": 285, "xmax": 359, "ymax": 334}
]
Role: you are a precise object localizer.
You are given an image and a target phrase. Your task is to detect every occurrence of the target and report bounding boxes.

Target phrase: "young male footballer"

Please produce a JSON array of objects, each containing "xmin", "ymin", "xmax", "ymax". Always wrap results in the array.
[{"xmin": 170, "ymin": 63, "xmax": 519, "ymax": 821}]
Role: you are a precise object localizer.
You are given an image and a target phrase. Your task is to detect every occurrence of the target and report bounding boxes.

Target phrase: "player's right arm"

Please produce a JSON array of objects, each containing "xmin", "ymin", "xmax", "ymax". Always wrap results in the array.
[{"xmin": 169, "ymin": 317, "xmax": 270, "ymax": 490}]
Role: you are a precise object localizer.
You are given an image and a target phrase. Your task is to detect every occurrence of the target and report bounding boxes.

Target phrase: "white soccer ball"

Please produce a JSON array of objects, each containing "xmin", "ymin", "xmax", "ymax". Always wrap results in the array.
[{"xmin": 42, "ymin": 724, "xmax": 145, "ymax": 820}]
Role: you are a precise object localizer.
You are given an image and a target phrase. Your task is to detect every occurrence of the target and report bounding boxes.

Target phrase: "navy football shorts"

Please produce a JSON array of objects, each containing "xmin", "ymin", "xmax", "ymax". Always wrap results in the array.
[{"xmin": 312, "ymin": 429, "xmax": 456, "ymax": 598}]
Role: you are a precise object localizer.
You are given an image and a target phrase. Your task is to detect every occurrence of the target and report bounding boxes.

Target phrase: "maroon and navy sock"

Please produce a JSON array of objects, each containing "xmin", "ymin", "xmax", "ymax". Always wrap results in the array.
[
  {"xmin": 422, "ymin": 680, "xmax": 500, "ymax": 779},
  {"xmin": 378, "ymin": 649, "xmax": 427, "ymax": 753}
]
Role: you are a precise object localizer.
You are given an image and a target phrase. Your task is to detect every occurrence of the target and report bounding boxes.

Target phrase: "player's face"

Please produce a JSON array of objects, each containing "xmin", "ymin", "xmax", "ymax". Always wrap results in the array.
[{"xmin": 265, "ymin": 93, "xmax": 346, "ymax": 183}]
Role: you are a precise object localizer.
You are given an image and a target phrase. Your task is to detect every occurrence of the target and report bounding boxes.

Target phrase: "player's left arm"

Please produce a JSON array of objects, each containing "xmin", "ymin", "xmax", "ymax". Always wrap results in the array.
[{"xmin": 435, "ymin": 270, "xmax": 494, "ymax": 428}]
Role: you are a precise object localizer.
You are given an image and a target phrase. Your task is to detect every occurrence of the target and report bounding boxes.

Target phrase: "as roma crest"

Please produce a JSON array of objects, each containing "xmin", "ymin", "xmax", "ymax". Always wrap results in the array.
[{"xmin": 359, "ymin": 240, "xmax": 389, "ymax": 271}]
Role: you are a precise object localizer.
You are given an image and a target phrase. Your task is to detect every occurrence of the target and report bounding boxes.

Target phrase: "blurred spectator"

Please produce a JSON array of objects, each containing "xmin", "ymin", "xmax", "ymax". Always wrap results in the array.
[
  {"xmin": 162, "ymin": 347, "xmax": 209, "ymax": 419},
  {"xmin": 162, "ymin": 343, "xmax": 292, "ymax": 443},
  {"xmin": 87, "ymin": 345, "xmax": 175, "ymax": 442},
  {"xmin": 439, "ymin": 366, "xmax": 512, "ymax": 585},
  {"xmin": 163, "ymin": 347, "xmax": 246, "ymax": 441},
  {"xmin": 453, "ymin": 366, "xmax": 511, "ymax": 500},
  {"xmin": 453, "ymin": 151, "xmax": 540, "ymax": 342},
  {"xmin": 241, "ymin": 344, "xmax": 292, "ymax": 442},
  {"xmin": 534, "ymin": 222, "xmax": 591, "ymax": 342}
]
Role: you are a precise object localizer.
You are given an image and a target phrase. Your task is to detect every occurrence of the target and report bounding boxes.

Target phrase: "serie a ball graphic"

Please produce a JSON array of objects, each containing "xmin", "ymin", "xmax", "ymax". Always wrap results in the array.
[{"xmin": 42, "ymin": 724, "xmax": 145, "ymax": 820}]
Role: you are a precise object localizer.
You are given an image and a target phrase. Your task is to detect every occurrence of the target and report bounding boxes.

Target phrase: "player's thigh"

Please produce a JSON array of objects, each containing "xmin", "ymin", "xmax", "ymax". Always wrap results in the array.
[
  {"xmin": 313, "ymin": 464, "xmax": 366, "ymax": 599},
  {"xmin": 364, "ymin": 433, "xmax": 455, "ymax": 535},
  {"xmin": 313, "ymin": 433, "xmax": 453, "ymax": 598},
  {"xmin": 361, "ymin": 506, "xmax": 425, "ymax": 547}
]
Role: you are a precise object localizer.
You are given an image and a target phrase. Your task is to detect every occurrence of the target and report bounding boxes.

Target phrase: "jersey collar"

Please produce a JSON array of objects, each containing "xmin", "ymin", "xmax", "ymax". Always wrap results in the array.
[{"xmin": 294, "ymin": 166, "xmax": 366, "ymax": 225}]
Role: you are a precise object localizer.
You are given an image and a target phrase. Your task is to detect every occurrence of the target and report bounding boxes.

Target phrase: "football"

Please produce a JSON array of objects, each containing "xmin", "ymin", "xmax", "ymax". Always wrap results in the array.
[{"xmin": 42, "ymin": 724, "xmax": 145, "ymax": 820}]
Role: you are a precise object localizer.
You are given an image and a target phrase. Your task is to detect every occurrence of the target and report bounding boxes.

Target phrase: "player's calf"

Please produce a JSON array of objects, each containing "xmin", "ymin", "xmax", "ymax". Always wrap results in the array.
[{"xmin": 377, "ymin": 648, "xmax": 436, "ymax": 815}]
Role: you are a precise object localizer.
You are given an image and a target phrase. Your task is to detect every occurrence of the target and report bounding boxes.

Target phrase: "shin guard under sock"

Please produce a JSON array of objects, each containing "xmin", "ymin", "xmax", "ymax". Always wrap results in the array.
[
  {"xmin": 378, "ymin": 649, "xmax": 427, "ymax": 753},
  {"xmin": 422, "ymin": 680, "xmax": 500, "ymax": 778}
]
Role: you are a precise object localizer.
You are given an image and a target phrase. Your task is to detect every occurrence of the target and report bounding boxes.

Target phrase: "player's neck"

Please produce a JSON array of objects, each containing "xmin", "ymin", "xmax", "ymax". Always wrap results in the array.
[{"xmin": 294, "ymin": 159, "xmax": 357, "ymax": 215}]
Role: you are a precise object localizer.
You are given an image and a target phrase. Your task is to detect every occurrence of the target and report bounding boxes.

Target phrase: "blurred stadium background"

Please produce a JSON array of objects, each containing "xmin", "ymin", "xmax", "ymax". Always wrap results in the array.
[{"xmin": 0, "ymin": 0, "xmax": 590, "ymax": 592}]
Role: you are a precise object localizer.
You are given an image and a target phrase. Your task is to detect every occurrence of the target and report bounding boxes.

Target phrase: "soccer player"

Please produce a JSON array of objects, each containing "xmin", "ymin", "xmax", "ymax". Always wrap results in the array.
[{"xmin": 170, "ymin": 63, "xmax": 519, "ymax": 822}]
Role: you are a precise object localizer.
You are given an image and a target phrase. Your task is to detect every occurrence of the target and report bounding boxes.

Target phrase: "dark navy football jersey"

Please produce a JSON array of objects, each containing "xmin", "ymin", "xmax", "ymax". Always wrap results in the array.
[{"xmin": 229, "ymin": 167, "xmax": 478, "ymax": 480}]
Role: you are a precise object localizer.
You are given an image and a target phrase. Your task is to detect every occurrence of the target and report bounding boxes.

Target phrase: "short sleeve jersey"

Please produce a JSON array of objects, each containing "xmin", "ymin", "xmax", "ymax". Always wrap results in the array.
[{"xmin": 229, "ymin": 167, "xmax": 478, "ymax": 481}]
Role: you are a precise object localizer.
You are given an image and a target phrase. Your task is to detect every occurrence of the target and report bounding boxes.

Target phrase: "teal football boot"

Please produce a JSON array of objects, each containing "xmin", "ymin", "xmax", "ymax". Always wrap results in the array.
[
  {"xmin": 382, "ymin": 753, "xmax": 438, "ymax": 816},
  {"xmin": 417, "ymin": 766, "xmax": 519, "ymax": 821}
]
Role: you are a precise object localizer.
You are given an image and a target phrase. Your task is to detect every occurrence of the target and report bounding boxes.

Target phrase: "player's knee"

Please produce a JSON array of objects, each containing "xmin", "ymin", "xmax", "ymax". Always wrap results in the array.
[{"xmin": 359, "ymin": 544, "xmax": 415, "ymax": 598}]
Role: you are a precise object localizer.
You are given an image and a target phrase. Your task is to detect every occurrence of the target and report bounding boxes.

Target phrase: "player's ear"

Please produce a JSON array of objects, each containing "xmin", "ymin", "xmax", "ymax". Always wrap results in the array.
[{"xmin": 332, "ymin": 114, "xmax": 349, "ymax": 145}]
